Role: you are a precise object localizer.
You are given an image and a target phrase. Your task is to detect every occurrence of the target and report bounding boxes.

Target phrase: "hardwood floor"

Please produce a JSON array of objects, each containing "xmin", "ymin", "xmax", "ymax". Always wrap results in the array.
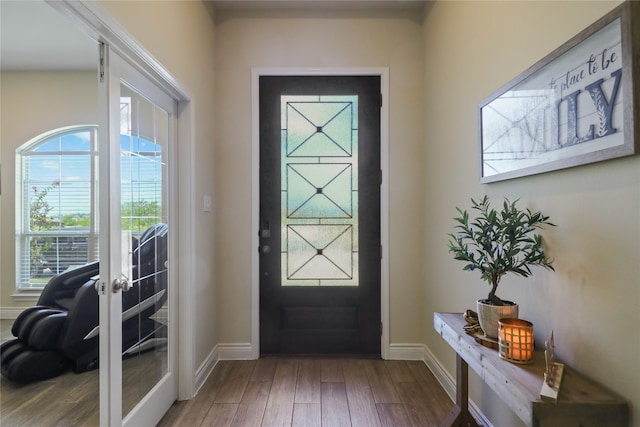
[
  {"xmin": 157, "ymin": 357, "xmax": 453, "ymax": 427},
  {"xmin": 2, "ymin": 317, "xmax": 454, "ymax": 426},
  {"xmin": 0, "ymin": 354, "xmax": 453, "ymax": 426},
  {"xmin": 1, "ymin": 319, "xmax": 163, "ymax": 426}
]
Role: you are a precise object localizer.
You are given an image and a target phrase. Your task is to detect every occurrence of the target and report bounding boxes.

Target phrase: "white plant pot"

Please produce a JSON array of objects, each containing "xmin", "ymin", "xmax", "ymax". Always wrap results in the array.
[{"xmin": 476, "ymin": 299, "xmax": 519, "ymax": 339}]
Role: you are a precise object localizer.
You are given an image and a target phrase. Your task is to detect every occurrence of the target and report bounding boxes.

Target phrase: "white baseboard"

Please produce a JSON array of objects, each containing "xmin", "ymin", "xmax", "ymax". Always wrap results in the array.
[
  {"xmin": 387, "ymin": 343, "xmax": 430, "ymax": 360},
  {"xmin": 216, "ymin": 343, "xmax": 255, "ymax": 360},
  {"xmin": 194, "ymin": 346, "xmax": 219, "ymax": 396},
  {"xmin": 192, "ymin": 342, "xmax": 255, "ymax": 397}
]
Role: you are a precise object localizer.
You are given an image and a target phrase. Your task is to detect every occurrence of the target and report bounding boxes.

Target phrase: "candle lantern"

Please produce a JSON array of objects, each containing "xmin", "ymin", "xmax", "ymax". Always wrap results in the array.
[{"xmin": 498, "ymin": 318, "xmax": 534, "ymax": 364}]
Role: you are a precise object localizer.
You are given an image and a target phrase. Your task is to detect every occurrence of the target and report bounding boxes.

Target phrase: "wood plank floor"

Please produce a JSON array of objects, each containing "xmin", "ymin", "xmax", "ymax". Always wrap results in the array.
[
  {"xmin": 1, "ymin": 319, "xmax": 163, "ymax": 426},
  {"xmin": 157, "ymin": 357, "xmax": 453, "ymax": 427},
  {"xmin": 2, "ymin": 318, "xmax": 454, "ymax": 426}
]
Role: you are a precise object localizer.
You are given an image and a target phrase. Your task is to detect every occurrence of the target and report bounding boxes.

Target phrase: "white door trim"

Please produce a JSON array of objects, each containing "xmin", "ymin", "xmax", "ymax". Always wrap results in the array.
[
  {"xmin": 251, "ymin": 67, "xmax": 390, "ymax": 359},
  {"xmin": 46, "ymin": 0, "xmax": 197, "ymax": 404}
]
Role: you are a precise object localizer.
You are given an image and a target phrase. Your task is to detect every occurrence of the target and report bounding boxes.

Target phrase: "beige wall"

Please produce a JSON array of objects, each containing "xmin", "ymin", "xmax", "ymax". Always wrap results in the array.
[
  {"xmin": 3, "ymin": 2, "xmax": 638, "ymax": 425},
  {"xmin": 0, "ymin": 71, "xmax": 98, "ymax": 309},
  {"xmin": 213, "ymin": 6, "xmax": 427, "ymax": 345},
  {"xmin": 423, "ymin": 1, "xmax": 639, "ymax": 426},
  {"xmin": 97, "ymin": 0, "xmax": 218, "ymax": 376}
]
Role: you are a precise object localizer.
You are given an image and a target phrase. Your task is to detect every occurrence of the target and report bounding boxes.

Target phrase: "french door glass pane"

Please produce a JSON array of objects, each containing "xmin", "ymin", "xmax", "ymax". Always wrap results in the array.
[{"xmin": 119, "ymin": 83, "xmax": 169, "ymax": 417}]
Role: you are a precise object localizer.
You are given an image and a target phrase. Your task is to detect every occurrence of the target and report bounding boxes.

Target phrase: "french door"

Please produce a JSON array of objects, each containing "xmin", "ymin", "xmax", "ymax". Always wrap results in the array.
[
  {"xmin": 99, "ymin": 47, "xmax": 177, "ymax": 426},
  {"xmin": 259, "ymin": 75, "xmax": 381, "ymax": 355}
]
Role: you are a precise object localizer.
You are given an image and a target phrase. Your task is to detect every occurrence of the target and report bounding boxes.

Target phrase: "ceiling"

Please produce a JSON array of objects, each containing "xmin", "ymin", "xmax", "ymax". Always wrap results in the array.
[
  {"xmin": 212, "ymin": 0, "xmax": 427, "ymax": 8},
  {"xmin": 0, "ymin": 0, "xmax": 426, "ymax": 71},
  {"xmin": 0, "ymin": 0, "xmax": 97, "ymax": 71}
]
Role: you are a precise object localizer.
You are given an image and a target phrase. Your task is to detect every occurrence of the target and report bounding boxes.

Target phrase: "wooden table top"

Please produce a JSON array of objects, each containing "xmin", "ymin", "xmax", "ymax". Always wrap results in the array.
[{"xmin": 434, "ymin": 312, "xmax": 628, "ymax": 426}]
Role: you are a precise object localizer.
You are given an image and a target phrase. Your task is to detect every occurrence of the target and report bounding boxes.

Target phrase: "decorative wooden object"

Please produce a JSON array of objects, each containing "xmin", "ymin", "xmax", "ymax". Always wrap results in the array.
[
  {"xmin": 434, "ymin": 312, "xmax": 628, "ymax": 427},
  {"xmin": 463, "ymin": 309, "xmax": 499, "ymax": 350},
  {"xmin": 540, "ymin": 331, "xmax": 565, "ymax": 403}
]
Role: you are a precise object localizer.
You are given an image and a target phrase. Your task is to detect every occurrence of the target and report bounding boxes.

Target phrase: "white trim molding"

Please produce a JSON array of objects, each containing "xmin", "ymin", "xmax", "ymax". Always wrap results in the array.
[
  {"xmin": 192, "ymin": 343, "xmax": 253, "ymax": 398},
  {"xmin": 46, "ymin": 1, "xmax": 190, "ymax": 101},
  {"xmin": 250, "ymin": 67, "xmax": 391, "ymax": 359},
  {"xmin": 216, "ymin": 343, "xmax": 255, "ymax": 361},
  {"xmin": 194, "ymin": 347, "xmax": 219, "ymax": 397},
  {"xmin": 388, "ymin": 343, "xmax": 430, "ymax": 361}
]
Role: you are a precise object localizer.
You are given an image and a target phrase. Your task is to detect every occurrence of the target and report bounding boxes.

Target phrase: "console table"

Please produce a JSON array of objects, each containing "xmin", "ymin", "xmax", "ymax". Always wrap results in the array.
[{"xmin": 434, "ymin": 312, "xmax": 628, "ymax": 427}]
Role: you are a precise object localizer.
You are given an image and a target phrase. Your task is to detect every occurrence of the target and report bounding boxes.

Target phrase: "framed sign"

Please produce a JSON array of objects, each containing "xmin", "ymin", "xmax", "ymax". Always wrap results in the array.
[{"xmin": 479, "ymin": 1, "xmax": 639, "ymax": 183}]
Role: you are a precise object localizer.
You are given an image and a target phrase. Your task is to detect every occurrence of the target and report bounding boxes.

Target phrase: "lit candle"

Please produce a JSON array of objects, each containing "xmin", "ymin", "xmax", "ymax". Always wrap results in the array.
[
  {"xmin": 514, "ymin": 328, "xmax": 533, "ymax": 360},
  {"xmin": 523, "ymin": 329, "xmax": 533, "ymax": 360},
  {"xmin": 498, "ymin": 318, "xmax": 534, "ymax": 363}
]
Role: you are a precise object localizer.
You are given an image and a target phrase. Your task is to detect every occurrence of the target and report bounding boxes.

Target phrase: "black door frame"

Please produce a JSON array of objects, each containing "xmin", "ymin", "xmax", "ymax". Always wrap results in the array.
[{"xmin": 250, "ymin": 68, "xmax": 390, "ymax": 358}]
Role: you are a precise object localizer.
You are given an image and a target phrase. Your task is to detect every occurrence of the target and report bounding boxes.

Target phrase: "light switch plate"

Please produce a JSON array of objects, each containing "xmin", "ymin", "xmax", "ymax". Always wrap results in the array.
[{"xmin": 204, "ymin": 195, "xmax": 212, "ymax": 213}]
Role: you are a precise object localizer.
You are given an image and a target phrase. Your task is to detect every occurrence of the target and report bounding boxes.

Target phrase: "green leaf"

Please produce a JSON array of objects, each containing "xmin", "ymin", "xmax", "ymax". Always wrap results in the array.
[{"xmin": 448, "ymin": 196, "xmax": 555, "ymax": 300}]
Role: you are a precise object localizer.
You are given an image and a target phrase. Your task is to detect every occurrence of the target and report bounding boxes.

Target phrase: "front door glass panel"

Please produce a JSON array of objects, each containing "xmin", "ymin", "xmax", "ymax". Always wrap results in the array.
[{"xmin": 281, "ymin": 95, "xmax": 359, "ymax": 287}]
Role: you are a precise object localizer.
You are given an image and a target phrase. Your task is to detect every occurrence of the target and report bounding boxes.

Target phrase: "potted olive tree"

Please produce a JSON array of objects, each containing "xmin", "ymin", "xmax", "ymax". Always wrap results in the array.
[{"xmin": 448, "ymin": 196, "xmax": 555, "ymax": 338}]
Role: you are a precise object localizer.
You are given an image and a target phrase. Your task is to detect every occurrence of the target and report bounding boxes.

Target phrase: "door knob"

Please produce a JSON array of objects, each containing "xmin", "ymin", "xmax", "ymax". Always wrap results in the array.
[
  {"xmin": 112, "ymin": 277, "xmax": 132, "ymax": 293},
  {"xmin": 260, "ymin": 229, "xmax": 271, "ymax": 238}
]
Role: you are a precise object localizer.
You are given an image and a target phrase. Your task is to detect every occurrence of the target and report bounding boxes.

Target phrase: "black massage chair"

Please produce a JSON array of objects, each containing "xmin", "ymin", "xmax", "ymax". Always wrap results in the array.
[{"xmin": 1, "ymin": 223, "xmax": 168, "ymax": 383}]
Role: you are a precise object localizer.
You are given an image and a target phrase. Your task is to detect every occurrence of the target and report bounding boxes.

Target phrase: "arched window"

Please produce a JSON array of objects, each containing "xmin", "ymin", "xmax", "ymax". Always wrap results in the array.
[
  {"xmin": 16, "ymin": 125, "xmax": 99, "ymax": 290},
  {"xmin": 16, "ymin": 121, "xmax": 164, "ymax": 291}
]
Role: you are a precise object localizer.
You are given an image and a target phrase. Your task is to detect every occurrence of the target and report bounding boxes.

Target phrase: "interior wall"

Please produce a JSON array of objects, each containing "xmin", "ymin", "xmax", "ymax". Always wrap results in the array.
[
  {"xmin": 213, "ymin": 6, "xmax": 426, "ymax": 347},
  {"xmin": 97, "ymin": 0, "xmax": 218, "ymax": 378},
  {"xmin": 0, "ymin": 71, "xmax": 97, "ymax": 310},
  {"xmin": 422, "ymin": 1, "xmax": 639, "ymax": 426}
]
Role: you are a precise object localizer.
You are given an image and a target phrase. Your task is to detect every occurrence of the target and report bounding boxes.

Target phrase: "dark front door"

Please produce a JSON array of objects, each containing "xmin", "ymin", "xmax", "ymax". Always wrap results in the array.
[{"xmin": 259, "ymin": 75, "xmax": 381, "ymax": 355}]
